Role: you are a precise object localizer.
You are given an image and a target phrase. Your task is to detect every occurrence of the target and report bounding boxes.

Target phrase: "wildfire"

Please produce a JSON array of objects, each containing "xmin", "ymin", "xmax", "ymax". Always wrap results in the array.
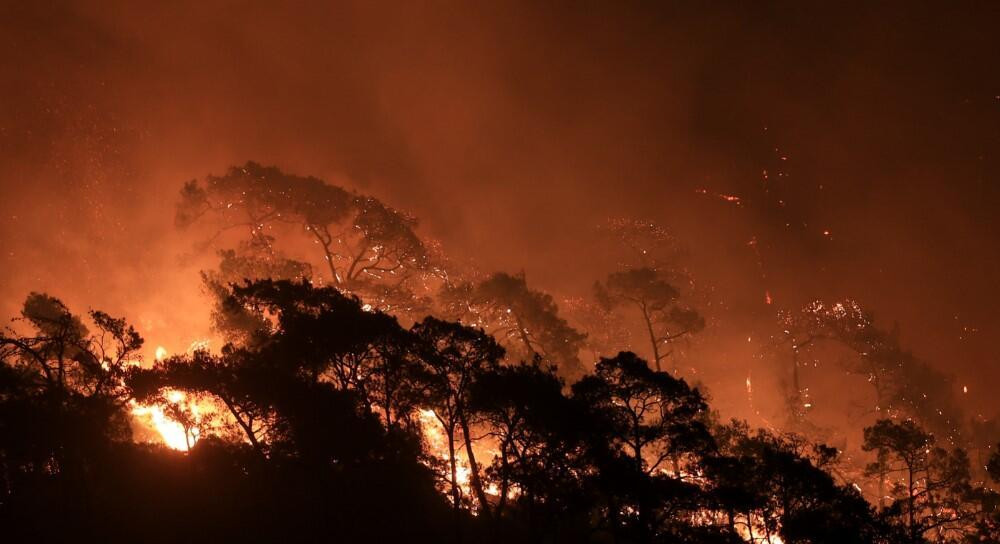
[
  {"xmin": 131, "ymin": 389, "xmax": 202, "ymax": 451},
  {"xmin": 131, "ymin": 342, "xmax": 219, "ymax": 451},
  {"xmin": 418, "ymin": 409, "xmax": 472, "ymax": 489},
  {"xmin": 416, "ymin": 408, "xmax": 510, "ymax": 508}
]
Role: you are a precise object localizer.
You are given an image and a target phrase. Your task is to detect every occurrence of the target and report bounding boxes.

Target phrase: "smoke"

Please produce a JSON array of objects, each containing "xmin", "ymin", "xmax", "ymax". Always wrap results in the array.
[{"xmin": 2, "ymin": 1, "xmax": 999, "ymax": 428}]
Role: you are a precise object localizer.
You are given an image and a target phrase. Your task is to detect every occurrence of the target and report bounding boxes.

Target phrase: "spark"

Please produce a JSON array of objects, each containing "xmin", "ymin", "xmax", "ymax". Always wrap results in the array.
[{"xmin": 695, "ymin": 188, "xmax": 743, "ymax": 206}]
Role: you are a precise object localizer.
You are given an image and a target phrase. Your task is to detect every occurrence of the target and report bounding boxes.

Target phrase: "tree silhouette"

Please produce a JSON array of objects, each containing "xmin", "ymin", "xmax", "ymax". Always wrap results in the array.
[
  {"xmin": 777, "ymin": 300, "xmax": 964, "ymax": 442},
  {"xmin": 0, "ymin": 294, "xmax": 144, "ymax": 540},
  {"xmin": 469, "ymin": 362, "xmax": 586, "ymax": 521},
  {"xmin": 130, "ymin": 279, "xmax": 423, "ymax": 452},
  {"xmin": 863, "ymin": 418, "xmax": 979, "ymax": 543},
  {"xmin": 1, "ymin": 293, "xmax": 141, "ymax": 399},
  {"xmin": 412, "ymin": 316, "xmax": 504, "ymax": 517},
  {"xmin": 595, "ymin": 268, "xmax": 704, "ymax": 373},
  {"xmin": 709, "ymin": 423, "xmax": 888, "ymax": 544},
  {"xmin": 4, "ymin": 284, "xmax": 999, "ymax": 543},
  {"xmin": 572, "ymin": 351, "xmax": 712, "ymax": 539},
  {"xmin": 201, "ymin": 245, "xmax": 312, "ymax": 343},
  {"xmin": 177, "ymin": 162, "xmax": 436, "ymax": 316},
  {"xmin": 440, "ymin": 271, "xmax": 586, "ymax": 379}
]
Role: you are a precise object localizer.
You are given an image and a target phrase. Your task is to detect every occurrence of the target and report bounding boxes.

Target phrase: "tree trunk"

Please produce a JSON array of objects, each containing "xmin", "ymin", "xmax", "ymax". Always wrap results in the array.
[
  {"xmin": 877, "ymin": 457, "xmax": 887, "ymax": 511},
  {"xmin": 307, "ymin": 224, "xmax": 341, "ymax": 285},
  {"xmin": 446, "ymin": 425, "xmax": 461, "ymax": 511},
  {"xmin": 496, "ymin": 436, "xmax": 512, "ymax": 518},
  {"xmin": 907, "ymin": 465, "xmax": 918, "ymax": 543},
  {"xmin": 511, "ymin": 311, "xmax": 539, "ymax": 361},
  {"xmin": 220, "ymin": 397, "xmax": 266, "ymax": 457},
  {"xmin": 639, "ymin": 302, "xmax": 662, "ymax": 371},
  {"xmin": 460, "ymin": 413, "xmax": 493, "ymax": 520}
]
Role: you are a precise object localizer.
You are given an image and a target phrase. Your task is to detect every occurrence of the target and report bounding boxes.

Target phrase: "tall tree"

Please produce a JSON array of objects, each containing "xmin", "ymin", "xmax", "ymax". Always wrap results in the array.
[
  {"xmin": 412, "ymin": 316, "xmax": 504, "ymax": 517},
  {"xmin": 595, "ymin": 268, "xmax": 705, "ymax": 373},
  {"xmin": 176, "ymin": 162, "xmax": 436, "ymax": 316},
  {"xmin": 598, "ymin": 217, "xmax": 688, "ymax": 273},
  {"xmin": 470, "ymin": 362, "xmax": 581, "ymax": 518},
  {"xmin": 863, "ymin": 419, "xmax": 979, "ymax": 543},
  {"xmin": 572, "ymin": 352, "xmax": 712, "ymax": 538}
]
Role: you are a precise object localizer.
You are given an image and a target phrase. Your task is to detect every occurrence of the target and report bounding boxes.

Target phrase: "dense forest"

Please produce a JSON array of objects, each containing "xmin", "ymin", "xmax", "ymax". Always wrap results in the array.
[{"xmin": 2, "ymin": 164, "xmax": 999, "ymax": 543}]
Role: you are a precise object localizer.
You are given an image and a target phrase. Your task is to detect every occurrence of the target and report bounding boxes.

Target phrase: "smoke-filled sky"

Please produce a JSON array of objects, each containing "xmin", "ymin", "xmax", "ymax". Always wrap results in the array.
[{"xmin": 2, "ymin": 2, "xmax": 999, "ymax": 424}]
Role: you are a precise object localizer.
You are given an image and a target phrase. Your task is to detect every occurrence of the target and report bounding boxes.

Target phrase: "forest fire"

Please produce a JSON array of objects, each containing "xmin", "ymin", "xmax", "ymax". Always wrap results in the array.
[
  {"xmin": 1, "ymin": 157, "xmax": 994, "ymax": 542},
  {"xmin": 130, "ymin": 389, "xmax": 200, "ymax": 451},
  {"xmin": 419, "ymin": 408, "xmax": 472, "ymax": 490},
  {"xmin": 3, "ymin": 3, "xmax": 1000, "ymax": 543},
  {"xmin": 130, "ymin": 343, "xmax": 221, "ymax": 451}
]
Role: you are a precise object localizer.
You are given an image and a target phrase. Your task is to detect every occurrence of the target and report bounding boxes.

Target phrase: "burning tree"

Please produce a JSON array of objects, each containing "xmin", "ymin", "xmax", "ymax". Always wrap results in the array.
[
  {"xmin": 176, "ymin": 162, "xmax": 437, "ymax": 317},
  {"xmin": 439, "ymin": 271, "xmax": 587, "ymax": 379},
  {"xmin": 411, "ymin": 316, "xmax": 504, "ymax": 517},
  {"xmin": 468, "ymin": 361, "xmax": 588, "ymax": 520},
  {"xmin": 775, "ymin": 300, "xmax": 963, "ymax": 442},
  {"xmin": 595, "ymin": 268, "xmax": 705, "ymax": 373},
  {"xmin": 863, "ymin": 419, "xmax": 980, "ymax": 542},
  {"xmin": 127, "ymin": 279, "xmax": 425, "ymax": 456},
  {"xmin": 572, "ymin": 352, "xmax": 712, "ymax": 538}
]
